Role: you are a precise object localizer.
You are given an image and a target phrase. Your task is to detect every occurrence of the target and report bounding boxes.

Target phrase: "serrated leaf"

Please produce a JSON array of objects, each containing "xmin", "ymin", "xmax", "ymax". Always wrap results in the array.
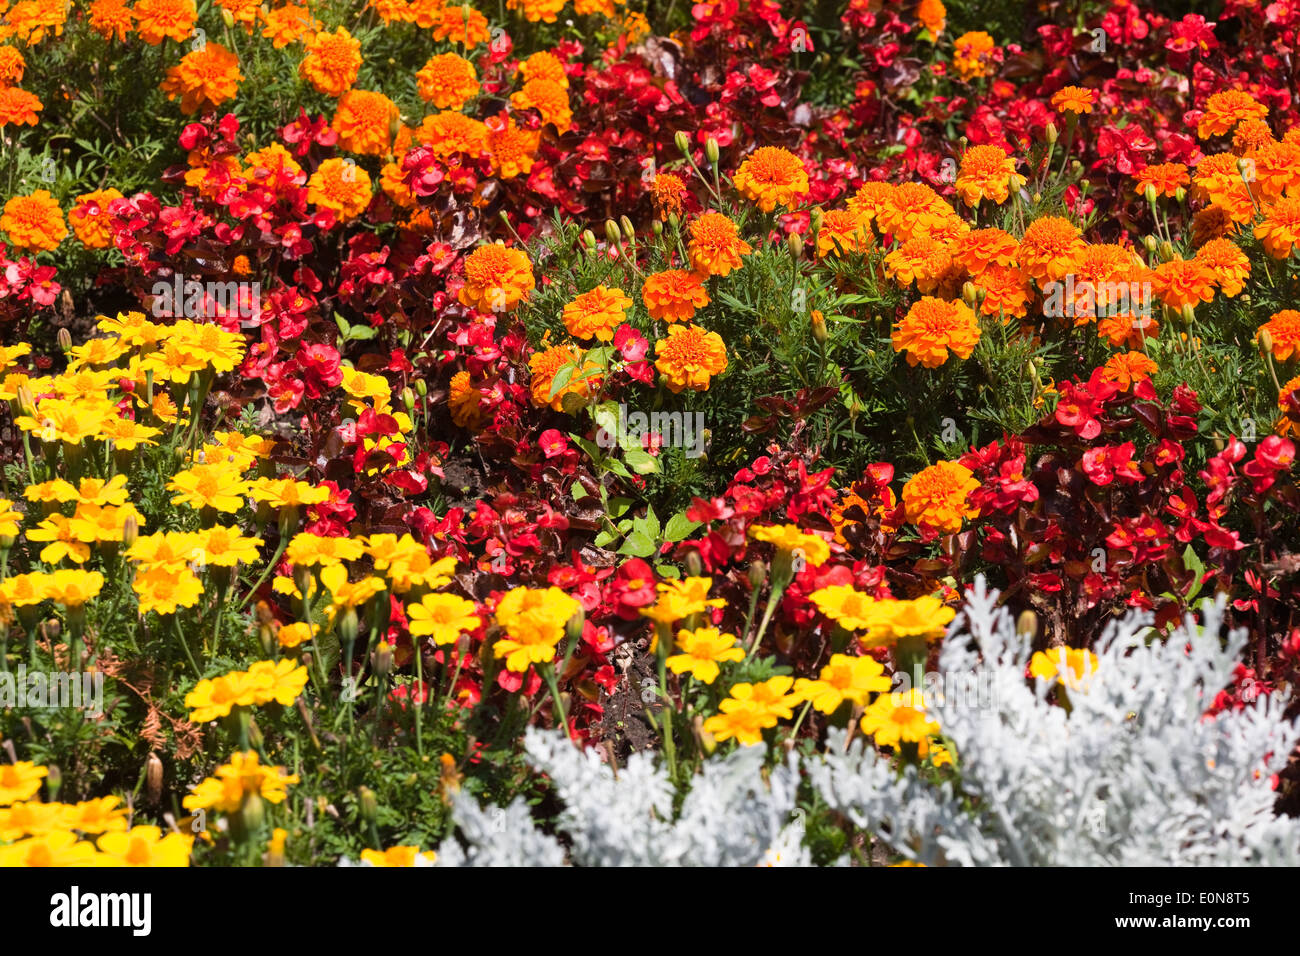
[
  {"xmin": 547, "ymin": 362, "xmax": 575, "ymax": 400},
  {"xmin": 664, "ymin": 512, "xmax": 701, "ymax": 542},
  {"xmin": 617, "ymin": 530, "xmax": 657, "ymax": 557}
]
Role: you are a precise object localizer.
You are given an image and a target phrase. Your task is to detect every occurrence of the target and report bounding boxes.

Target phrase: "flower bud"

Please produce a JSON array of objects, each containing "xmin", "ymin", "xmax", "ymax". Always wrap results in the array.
[
  {"xmin": 674, "ymin": 130, "xmax": 690, "ymax": 156},
  {"xmin": 652, "ymin": 220, "xmax": 663, "ymax": 237},
  {"xmin": 1180, "ymin": 304, "xmax": 1195, "ymax": 325},
  {"xmin": 667, "ymin": 212, "xmax": 680, "ymax": 233},
  {"xmin": 247, "ymin": 717, "xmax": 264, "ymax": 751},
  {"xmin": 402, "ymin": 387, "xmax": 416, "ymax": 415},
  {"xmin": 358, "ymin": 785, "xmax": 379, "ymax": 823},
  {"xmin": 239, "ymin": 790, "xmax": 264, "ymax": 835},
  {"xmin": 787, "ymin": 232, "xmax": 803, "ymax": 260},
  {"xmin": 415, "ymin": 378, "xmax": 427, "ymax": 397},
  {"xmin": 1045, "ymin": 121, "xmax": 1059, "ymax": 144},
  {"xmin": 220, "ymin": 6, "xmax": 236, "ymax": 27},
  {"xmin": 811, "ymin": 310, "xmax": 828, "ymax": 344},
  {"xmin": 565, "ymin": 606, "xmax": 585, "ymax": 644},
  {"xmin": 619, "ymin": 215, "xmax": 634, "ymax": 240},
  {"xmin": 705, "ymin": 137, "xmax": 720, "ymax": 165},
  {"xmin": 582, "ymin": 229, "xmax": 597, "ymax": 249},
  {"xmin": 1143, "ymin": 184, "xmax": 1158, "ymax": 204},
  {"xmin": 604, "ymin": 219, "xmax": 621, "ymax": 244},
  {"xmin": 685, "ymin": 550, "xmax": 703, "ymax": 578},
  {"xmin": 1260, "ymin": 329, "xmax": 1275, "ymax": 355},
  {"xmin": 1174, "ymin": 186, "xmax": 1186, "ymax": 203},
  {"xmin": 145, "ymin": 752, "xmax": 163, "ymax": 806},
  {"xmin": 15, "ymin": 385, "xmax": 35, "ymax": 418},
  {"xmin": 962, "ymin": 281, "xmax": 977, "ymax": 306},
  {"xmin": 1158, "ymin": 240, "xmax": 1173, "ymax": 260},
  {"xmin": 45, "ymin": 764, "xmax": 62, "ymax": 801},
  {"xmin": 810, "ymin": 206, "xmax": 823, "ymax": 234},
  {"xmin": 748, "ymin": 557, "xmax": 767, "ymax": 589},
  {"xmin": 339, "ymin": 607, "xmax": 359, "ymax": 646},
  {"xmin": 57, "ymin": 328, "xmax": 72, "ymax": 353},
  {"xmin": 1142, "ymin": 234, "xmax": 1158, "ymax": 254},
  {"xmin": 373, "ymin": 640, "xmax": 394, "ymax": 679},
  {"xmin": 121, "ymin": 514, "xmax": 139, "ymax": 549}
]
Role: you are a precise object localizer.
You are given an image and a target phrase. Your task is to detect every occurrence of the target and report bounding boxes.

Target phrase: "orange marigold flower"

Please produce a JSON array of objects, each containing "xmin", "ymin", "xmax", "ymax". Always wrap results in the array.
[
  {"xmin": 332, "ymin": 90, "xmax": 399, "ymax": 156},
  {"xmin": 1101, "ymin": 351, "xmax": 1158, "ymax": 390},
  {"xmin": 1260, "ymin": 310, "xmax": 1300, "ymax": 362},
  {"xmin": 650, "ymin": 172, "xmax": 688, "ymax": 221},
  {"xmin": 0, "ymin": 45, "xmax": 25, "ymax": 86},
  {"xmin": 380, "ymin": 161, "xmax": 415, "ymax": 208},
  {"xmin": 654, "ymin": 323, "xmax": 728, "ymax": 393},
  {"xmin": 816, "ymin": 209, "xmax": 872, "ymax": 256},
  {"xmin": 1252, "ymin": 140, "xmax": 1300, "ymax": 198},
  {"xmin": 1134, "ymin": 162, "xmax": 1189, "ymax": 198},
  {"xmin": 1098, "ymin": 311, "xmax": 1159, "ymax": 350},
  {"xmin": 642, "ymin": 270, "xmax": 709, "ymax": 323},
  {"xmin": 951, "ymin": 227, "xmax": 1018, "ymax": 275},
  {"xmin": 688, "ymin": 212, "xmax": 752, "ymax": 277},
  {"xmin": 133, "ymin": 0, "xmax": 196, "ymax": 45},
  {"xmin": 575, "ymin": 0, "xmax": 616, "ymax": 14},
  {"xmin": 955, "ymin": 144, "xmax": 1025, "ymax": 206},
  {"xmin": 417, "ymin": 110, "xmax": 489, "ymax": 160},
  {"xmin": 0, "ymin": 85, "xmax": 40, "ymax": 127},
  {"xmin": 459, "ymin": 244, "xmax": 535, "ymax": 313},
  {"xmin": 732, "ymin": 146, "xmax": 810, "ymax": 212},
  {"xmin": 1192, "ymin": 204, "xmax": 1234, "ymax": 246},
  {"xmin": 245, "ymin": 142, "xmax": 306, "ymax": 189},
  {"xmin": 562, "ymin": 285, "xmax": 633, "ymax": 342},
  {"xmin": 1050, "ymin": 86, "xmax": 1096, "ymax": 114},
  {"xmin": 1232, "ymin": 118, "xmax": 1275, "ymax": 153},
  {"xmin": 305, "ymin": 157, "xmax": 372, "ymax": 221},
  {"xmin": 1255, "ymin": 195, "xmax": 1300, "ymax": 258},
  {"xmin": 88, "ymin": 0, "xmax": 134, "ymax": 41},
  {"xmin": 417, "ymin": 52, "xmax": 479, "ymax": 109},
  {"xmin": 1152, "ymin": 258, "xmax": 1215, "ymax": 310},
  {"xmin": 519, "ymin": 50, "xmax": 567, "ymax": 88},
  {"xmin": 300, "ymin": 26, "xmax": 361, "ymax": 98},
  {"xmin": 0, "ymin": 189, "xmax": 66, "ymax": 252},
  {"xmin": 370, "ymin": 0, "xmax": 415, "ymax": 23},
  {"xmin": 884, "ymin": 236, "xmax": 952, "ymax": 294},
  {"xmin": 2, "ymin": 0, "xmax": 69, "ymax": 45},
  {"xmin": 260, "ymin": 4, "xmax": 317, "ymax": 48},
  {"xmin": 507, "ymin": 0, "xmax": 565, "ymax": 22},
  {"xmin": 430, "ymin": 4, "xmax": 491, "ymax": 47},
  {"xmin": 485, "ymin": 113, "xmax": 540, "ymax": 180},
  {"xmin": 1194, "ymin": 237, "xmax": 1251, "ymax": 296},
  {"xmin": 1018, "ymin": 215, "xmax": 1084, "ymax": 282},
  {"xmin": 160, "ymin": 42, "xmax": 243, "ymax": 115},
  {"xmin": 846, "ymin": 181, "xmax": 895, "ymax": 227},
  {"xmin": 1068, "ymin": 243, "xmax": 1137, "ymax": 323},
  {"xmin": 68, "ymin": 188, "xmax": 123, "ymax": 249},
  {"xmin": 902, "ymin": 460, "xmax": 979, "ymax": 535},
  {"xmin": 917, "ymin": 0, "xmax": 945, "ymax": 36},
  {"xmin": 878, "ymin": 181, "xmax": 949, "ymax": 241},
  {"xmin": 449, "ymin": 371, "xmax": 488, "ymax": 428},
  {"xmin": 891, "ymin": 297, "xmax": 980, "ymax": 368},
  {"xmin": 216, "ymin": 0, "xmax": 260, "ymax": 27},
  {"xmin": 1198, "ymin": 89, "xmax": 1268, "ymax": 139},
  {"xmin": 973, "ymin": 264, "xmax": 1030, "ymax": 320},
  {"xmin": 528, "ymin": 343, "xmax": 600, "ymax": 411},
  {"xmin": 952, "ymin": 30, "xmax": 995, "ymax": 80},
  {"xmin": 509, "ymin": 78, "xmax": 571, "ymax": 133}
]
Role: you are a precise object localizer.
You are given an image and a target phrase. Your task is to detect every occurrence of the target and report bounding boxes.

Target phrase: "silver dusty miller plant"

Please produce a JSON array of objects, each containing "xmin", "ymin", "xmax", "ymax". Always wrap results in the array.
[
  {"xmin": 809, "ymin": 576, "xmax": 1300, "ymax": 866},
  {"xmin": 398, "ymin": 577, "xmax": 1299, "ymax": 867}
]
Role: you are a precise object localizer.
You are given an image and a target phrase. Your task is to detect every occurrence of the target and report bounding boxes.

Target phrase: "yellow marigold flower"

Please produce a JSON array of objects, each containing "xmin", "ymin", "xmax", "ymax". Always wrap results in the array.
[
  {"xmin": 0, "ymin": 189, "xmax": 66, "ymax": 251},
  {"xmin": 360, "ymin": 845, "xmax": 437, "ymax": 866},
  {"xmin": 286, "ymin": 533, "xmax": 364, "ymax": 567},
  {"xmin": 1260, "ymin": 309, "xmax": 1300, "ymax": 362},
  {"xmin": 859, "ymin": 689, "xmax": 939, "ymax": 748},
  {"xmin": 70, "ymin": 502, "xmax": 145, "ymax": 544},
  {"xmin": 88, "ymin": 0, "xmax": 135, "ymax": 42},
  {"xmin": 642, "ymin": 269, "xmax": 709, "ymax": 323},
  {"xmin": 809, "ymin": 585, "xmax": 886, "ymax": 632},
  {"xmin": 956, "ymin": 144, "xmax": 1025, "ymax": 206},
  {"xmin": 0, "ymin": 496, "xmax": 21, "ymax": 537},
  {"xmin": 486, "ymin": 113, "xmax": 540, "ymax": 180},
  {"xmin": 182, "ymin": 751, "xmax": 298, "ymax": 814},
  {"xmin": 493, "ymin": 585, "xmax": 581, "ymax": 672},
  {"xmin": 654, "ymin": 323, "xmax": 728, "ymax": 393},
  {"xmin": 448, "ymin": 370, "xmax": 488, "ymax": 428},
  {"xmin": 732, "ymin": 146, "xmax": 810, "ymax": 212},
  {"xmin": 260, "ymin": 4, "xmax": 317, "ymax": 48},
  {"xmin": 703, "ymin": 698, "xmax": 775, "ymax": 746},
  {"xmin": 126, "ymin": 530, "xmax": 204, "ymax": 572},
  {"xmin": 728, "ymin": 675, "xmax": 801, "ymax": 720},
  {"xmin": 319, "ymin": 564, "xmax": 385, "ymax": 609},
  {"xmin": 528, "ymin": 343, "xmax": 599, "ymax": 411},
  {"xmin": 0, "ymin": 761, "xmax": 47, "ymax": 805},
  {"xmin": 134, "ymin": 567, "xmax": 204, "ymax": 615},
  {"xmin": 860, "ymin": 595, "xmax": 957, "ymax": 647},
  {"xmin": 562, "ymin": 285, "xmax": 632, "ymax": 342},
  {"xmin": 198, "ymin": 525, "xmax": 263, "ymax": 567},
  {"xmin": 0, "ymin": 85, "xmax": 41, "ymax": 127},
  {"xmin": 247, "ymin": 659, "xmax": 310, "ymax": 707},
  {"xmin": 408, "ymin": 593, "xmax": 481, "ymax": 645},
  {"xmin": 0, "ymin": 572, "xmax": 46, "ymax": 608},
  {"xmin": 167, "ymin": 463, "xmax": 249, "ymax": 513},
  {"xmin": 133, "ymin": 0, "xmax": 196, "ymax": 46},
  {"xmin": 507, "ymin": 0, "xmax": 565, "ymax": 23},
  {"xmin": 748, "ymin": 523, "xmax": 831, "ymax": 567},
  {"xmin": 1017, "ymin": 215, "xmax": 1084, "ymax": 282},
  {"xmin": 816, "ymin": 208, "xmax": 872, "ymax": 257},
  {"xmin": 417, "ymin": 52, "xmax": 479, "ymax": 108},
  {"xmin": 97, "ymin": 826, "xmax": 193, "ymax": 867},
  {"xmin": 509, "ymin": 77, "xmax": 572, "ymax": 133},
  {"xmin": 1050, "ymin": 85, "xmax": 1097, "ymax": 115},
  {"xmin": 300, "ymin": 25, "xmax": 361, "ymax": 97},
  {"xmin": 67, "ymin": 332, "xmax": 127, "ymax": 369},
  {"xmin": 687, "ymin": 211, "xmax": 752, "ymax": 276},
  {"xmin": 248, "ymin": 477, "xmax": 331, "ymax": 509},
  {"xmin": 519, "ymin": 49, "xmax": 567, "ymax": 88},
  {"xmin": 160, "ymin": 42, "xmax": 243, "ymax": 115},
  {"xmin": 1029, "ymin": 646, "xmax": 1099, "ymax": 690},
  {"xmin": 1133, "ymin": 162, "xmax": 1190, "ymax": 199},
  {"xmin": 333, "ymin": 89, "xmax": 399, "ymax": 156},
  {"xmin": 640, "ymin": 576, "xmax": 725, "ymax": 626},
  {"xmin": 0, "ymin": 800, "xmax": 62, "ymax": 840},
  {"xmin": 0, "ymin": 831, "xmax": 101, "ymax": 867},
  {"xmin": 27, "ymin": 514, "xmax": 91, "ymax": 564},
  {"xmin": 276, "ymin": 621, "xmax": 316, "ymax": 649},
  {"xmin": 1101, "ymin": 350, "xmax": 1158, "ymax": 390},
  {"xmin": 459, "ymin": 243, "xmax": 535, "ymax": 312},
  {"xmin": 306, "ymin": 157, "xmax": 372, "ymax": 221},
  {"xmin": 186, "ymin": 668, "xmax": 262, "ymax": 722},
  {"xmin": 1254, "ymin": 195, "xmax": 1300, "ymax": 258},
  {"xmin": 952, "ymin": 30, "xmax": 995, "ymax": 79},
  {"xmin": 650, "ymin": 171, "xmax": 688, "ymax": 221},
  {"xmin": 1198, "ymin": 89, "xmax": 1268, "ymax": 139},
  {"xmin": 891, "ymin": 296, "xmax": 980, "ymax": 368},
  {"xmin": 793, "ymin": 653, "xmax": 891, "ymax": 714},
  {"xmin": 901, "ymin": 460, "xmax": 980, "ymax": 535},
  {"xmin": 917, "ymin": 0, "xmax": 945, "ymax": 35},
  {"xmin": 1152, "ymin": 257, "xmax": 1216, "ymax": 310},
  {"xmin": 666, "ymin": 627, "xmax": 744, "ymax": 684},
  {"xmin": 34, "ymin": 568, "xmax": 104, "ymax": 607}
]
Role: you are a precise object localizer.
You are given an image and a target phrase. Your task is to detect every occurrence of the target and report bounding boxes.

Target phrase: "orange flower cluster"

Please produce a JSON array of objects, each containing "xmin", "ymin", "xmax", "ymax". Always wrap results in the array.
[
  {"xmin": 891, "ymin": 297, "xmax": 981, "ymax": 368},
  {"xmin": 733, "ymin": 147, "xmax": 810, "ymax": 212},
  {"xmin": 416, "ymin": 53, "xmax": 479, "ymax": 109},
  {"xmin": 901, "ymin": 461, "xmax": 979, "ymax": 535},
  {"xmin": 300, "ymin": 26, "xmax": 361, "ymax": 98},
  {"xmin": 332, "ymin": 90, "xmax": 399, "ymax": 156},
  {"xmin": 459, "ymin": 244, "xmax": 535, "ymax": 313},
  {"xmin": 160, "ymin": 42, "xmax": 243, "ymax": 115},
  {"xmin": 642, "ymin": 270, "xmax": 709, "ymax": 323},
  {"xmin": 1, "ymin": 189, "xmax": 66, "ymax": 251},
  {"xmin": 562, "ymin": 285, "xmax": 633, "ymax": 342},
  {"xmin": 654, "ymin": 324, "xmax": 728, "ymax": 393}
]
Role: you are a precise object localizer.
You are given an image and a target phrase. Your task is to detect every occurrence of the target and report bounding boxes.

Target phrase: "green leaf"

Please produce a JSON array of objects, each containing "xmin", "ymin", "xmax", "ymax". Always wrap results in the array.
[
  {"xmin": 547, "ymin": 362, "xmax": 575, "ymax": 400},
  {"xmin": 594, "ymin": 530, "xmax": 617, "ymax": 548},
  {"xmin": 623, "ymin": 448, "xmax": 660, "ymax": 475},
  {"xmin": 617, "ymin": 530, "xmax": 657, "ymax": 557},
  {"xmin": 640, "ymin": 504, "xmax": 661, "ymax": 539},
  {"xmin": 664, "ymin": 512, "xmax": 701, "ymax": 543},
  {"xmin": 607, "ymin": 497, "xmax": 633, "ymax": 518}
]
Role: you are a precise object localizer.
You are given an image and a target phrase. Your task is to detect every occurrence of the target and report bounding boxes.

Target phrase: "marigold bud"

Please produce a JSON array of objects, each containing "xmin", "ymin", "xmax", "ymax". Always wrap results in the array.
[
  {"xmin": 1159, "ymin": 240, "xmax": 1174, "ymax": 260},
  {"xmin": 685, "ymin": 550, "xmax": 703, "ymax": 578},
  {"xmin": 57, "ymin": 328, "xmax": 72, "ymax": 352},
  {"xmin": 962, "ymin": 281, "xmax": 978, "ymax": 306},
  {"xmin": 705, "ymin": 137, "xmax": 720, "ymax": 165},
  {"xmin": 582, "ymin": 229, "xmax": 597, "ymax": 249},
  {"xmin": 1143, "ymin": 184, "xmax": 1158, "ymax": 204},
  {"xmin": 1142, "ymin": 234, "xmax": 1158, "ymax": 254},
  {"xmin": 748, "ymin": 557, "xmax": 767, "ymax": 589},
  {"xmin": 358, "ymin": 786, "xmax": 378, "ymax": 823},
  {"xmin": 619, "ymin": 215, "xmax": 634, "ymax": 240},
  {"xmin": 1174, "ymin": 186, "xmax": 1186, "ymax": 203},
  {"xmin": 1046, "ymin": 121, "xmax": 1059, "ymax": 144},
  {"xmin": 811, "ymin": 310, "xmax": 828, "ymax": 344},
  {"xmin": 1260, "ymin": 329, "xmax": 1275, "ymax": 354},
  {"xmin": 220, "ymin": 7, "xmax": 236, "ymax": 27},
  {"xmin": 373, "ymin": 640, "xmax": 394, "ymax": 679},
  {"xmin": 145, "ymin": 752, "xmax": 163, "ymax": 806},
  {"xmin": 674, "ymin": 130, "xmax": 690, "ymax": 156},
  {"xmin": 787, "ymin": 232, "xmax": 803, "ymax": 260}
]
